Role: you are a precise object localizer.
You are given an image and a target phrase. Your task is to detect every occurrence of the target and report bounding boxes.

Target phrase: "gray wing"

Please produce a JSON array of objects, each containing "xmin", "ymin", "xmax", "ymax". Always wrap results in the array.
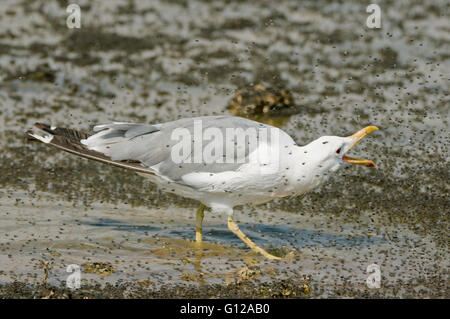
[{"xmin": 82, "ymin": 115, "xmax": 295, "ymax": 182}]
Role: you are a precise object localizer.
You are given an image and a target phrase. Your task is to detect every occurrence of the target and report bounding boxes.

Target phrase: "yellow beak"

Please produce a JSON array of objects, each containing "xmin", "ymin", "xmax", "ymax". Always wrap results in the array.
[{"xmin": 342, "ymin": 126, "xmax": 379, "ymax": 167}]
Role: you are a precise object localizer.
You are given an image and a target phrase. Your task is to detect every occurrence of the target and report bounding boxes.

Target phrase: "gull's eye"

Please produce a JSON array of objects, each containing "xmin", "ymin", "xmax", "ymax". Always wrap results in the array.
[{"xmin": 336, "ymin": 147, "xmax": 342, "ymax": 154}]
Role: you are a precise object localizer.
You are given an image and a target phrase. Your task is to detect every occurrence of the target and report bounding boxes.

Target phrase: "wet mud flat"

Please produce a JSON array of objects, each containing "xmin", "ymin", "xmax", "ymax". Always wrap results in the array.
[
  {"xmin": 0, "ymin": 0, "xmax": 449, "ymax": 298},
  {"xmin": 0, "ymin": 186, "xmax": 447, "ymax": 298}
]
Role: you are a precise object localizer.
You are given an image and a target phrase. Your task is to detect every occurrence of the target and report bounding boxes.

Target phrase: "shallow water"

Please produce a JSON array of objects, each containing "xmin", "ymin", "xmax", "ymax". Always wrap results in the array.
[{"xmin": 0, "ymin": 0, "xmax": 448, "ymax": 297}]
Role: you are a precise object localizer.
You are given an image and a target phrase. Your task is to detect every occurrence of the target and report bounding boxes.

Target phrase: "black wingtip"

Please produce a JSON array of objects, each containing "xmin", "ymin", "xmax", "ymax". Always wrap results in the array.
[
  {"xmin": 26, "ymin": 128, "xmax": 37, "ymax": 141},
  {"xmin": 26, "ymin": 123, "xmax": 53, "ymax": 141},
  {"xmin": 34, "ymin": 122, "xmax": 53, "ymax": 133}
]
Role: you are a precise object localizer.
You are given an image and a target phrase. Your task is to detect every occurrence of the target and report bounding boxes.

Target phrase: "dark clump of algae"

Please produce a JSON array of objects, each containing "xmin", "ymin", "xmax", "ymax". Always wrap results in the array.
[{"xmin": 0, "ymin": 0, "xmax": 449, "ymax": 298}]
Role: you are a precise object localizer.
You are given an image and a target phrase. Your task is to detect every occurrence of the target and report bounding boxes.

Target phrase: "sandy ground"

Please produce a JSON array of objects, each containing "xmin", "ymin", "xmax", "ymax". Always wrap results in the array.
[{"xmin": 0, "ymin": 0, "xmax": 448, "ymax": 298}]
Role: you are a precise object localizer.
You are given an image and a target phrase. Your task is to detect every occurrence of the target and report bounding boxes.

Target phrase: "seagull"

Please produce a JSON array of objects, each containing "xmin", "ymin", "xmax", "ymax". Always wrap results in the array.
[{"xmin": 27, "ymin": 115, "xmax": 378, "ymax": 260}]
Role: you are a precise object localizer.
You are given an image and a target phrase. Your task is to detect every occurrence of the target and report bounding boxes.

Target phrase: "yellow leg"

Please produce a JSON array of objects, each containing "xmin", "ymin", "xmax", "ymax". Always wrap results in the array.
[
  {"xmin": 227, "ymin": 215, "xmax": 281, "ymax": 260},
  {"xmin": 195, "ymin": 204, "xmax": 205, "ymax": 243}
]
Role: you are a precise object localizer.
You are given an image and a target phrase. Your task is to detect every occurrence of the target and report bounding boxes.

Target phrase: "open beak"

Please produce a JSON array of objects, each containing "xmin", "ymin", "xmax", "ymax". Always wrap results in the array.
[{"xmin": 342, "ymin": 126, "xmax": 378, "ymax": 167}]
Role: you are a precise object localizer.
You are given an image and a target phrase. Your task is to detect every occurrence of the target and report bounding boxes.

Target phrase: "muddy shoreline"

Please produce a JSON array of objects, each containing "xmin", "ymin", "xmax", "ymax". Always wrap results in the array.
[{"xmin": 1, "ymin": 273, "xmax": 447, "ymax": 299}]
